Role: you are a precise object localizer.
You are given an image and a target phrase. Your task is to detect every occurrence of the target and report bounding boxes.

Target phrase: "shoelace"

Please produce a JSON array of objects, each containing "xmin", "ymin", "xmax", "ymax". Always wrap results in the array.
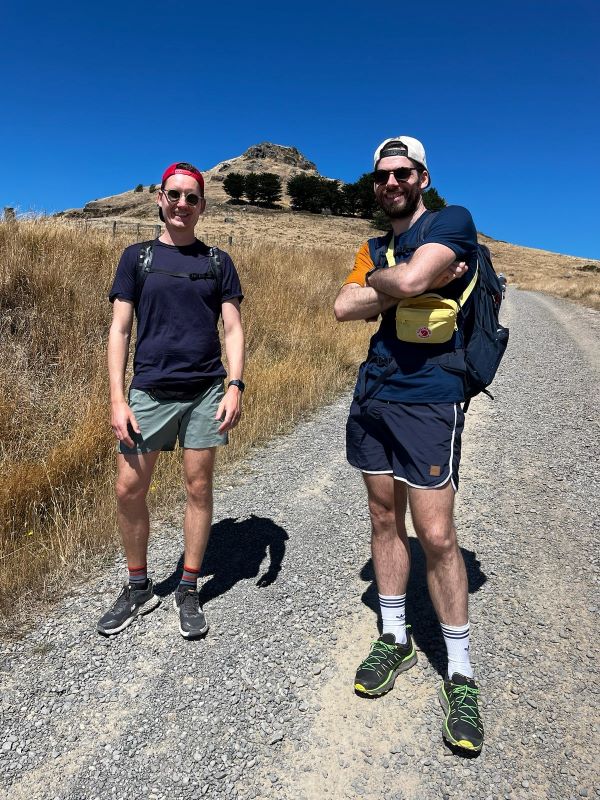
[
  {"xmin": 361, "ymin": 640, "xmax": 398, "ymax": 671},
  {"xmin": 181, "ymin": 591, "xmax": 201, "ymax": 613},
  {"xmin": 448, "ymin": 684, "xmax": 482, "ymax": 729},
  {"xmin": 112, "ymin": 585, "xmax": 132, "ymax": 611}
]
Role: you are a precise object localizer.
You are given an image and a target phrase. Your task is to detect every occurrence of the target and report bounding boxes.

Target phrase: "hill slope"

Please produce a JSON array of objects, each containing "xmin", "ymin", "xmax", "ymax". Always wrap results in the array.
[
  {"xmin": 60, "ymin": 142, "xmax": 320, "ymax": 218},
  {"xmin": 57, "ymin": 142, "xmax": 600, "ymax": 308}
]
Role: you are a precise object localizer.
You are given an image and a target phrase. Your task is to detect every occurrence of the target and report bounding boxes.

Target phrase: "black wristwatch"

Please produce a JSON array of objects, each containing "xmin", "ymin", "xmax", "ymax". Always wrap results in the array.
[
  {"xmin": 365, "ymin": 264, "xmax": 384, "ymax": 286},
  {"xmin": 228, "ymin": 379, "xmax": 245, "ymax": 392}
]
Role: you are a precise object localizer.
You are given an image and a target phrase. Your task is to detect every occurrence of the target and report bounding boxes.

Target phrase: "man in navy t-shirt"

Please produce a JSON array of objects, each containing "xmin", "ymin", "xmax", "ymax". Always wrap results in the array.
[
  {"xmin": 334, "ymin": 137, "xmax": 484, "ymax": 752},
  {"xmin": 98, "ymin": 161, "xmax": 245, "ymax": 641}
]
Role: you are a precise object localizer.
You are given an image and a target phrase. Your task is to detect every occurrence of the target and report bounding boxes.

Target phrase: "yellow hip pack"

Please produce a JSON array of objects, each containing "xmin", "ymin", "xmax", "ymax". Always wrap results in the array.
[
  {"xmin": 385, "ymin": 241, "xmax": 478, "ymax": 344},
  {"xmin": 395, "ymin": 294, "xmax": 460, "ymax": 343}
]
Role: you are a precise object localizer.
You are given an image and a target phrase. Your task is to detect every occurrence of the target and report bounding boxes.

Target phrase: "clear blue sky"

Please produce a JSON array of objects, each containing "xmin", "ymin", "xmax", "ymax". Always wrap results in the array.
[{"xmin": 2, "ymin": 0, "xmax": 599, "ymax": 259}]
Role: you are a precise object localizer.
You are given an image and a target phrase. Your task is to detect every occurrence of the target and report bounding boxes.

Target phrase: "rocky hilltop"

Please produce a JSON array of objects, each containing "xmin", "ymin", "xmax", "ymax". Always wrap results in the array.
[
  {"xmin": 204, "ymin": 142, "xmax": 318, "ymax": 202},
  {"xmin": 60, "ymin": 143, "xmax": 321, "ymax": 219}
]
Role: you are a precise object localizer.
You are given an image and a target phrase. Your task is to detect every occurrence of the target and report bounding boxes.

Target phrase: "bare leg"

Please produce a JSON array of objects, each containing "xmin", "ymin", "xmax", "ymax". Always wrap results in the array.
[
  {"xmin": 408, "ymin": 483, "xmax": 468, "ymax": 626},
  {"xmin": 363, "ymin": 473, "xmax": 411, "ymax": 596},
  {"xmin": 182, "ymin": 448, "xmax": 216, "ymax": 572},
  {"xmin": 115, "ymin": 452, "xmax": 160, "ymax": 568}
]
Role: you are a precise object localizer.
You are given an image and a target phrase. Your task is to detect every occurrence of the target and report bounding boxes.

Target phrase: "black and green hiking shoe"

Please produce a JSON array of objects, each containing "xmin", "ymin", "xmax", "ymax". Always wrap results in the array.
[
  {"xmin": 439, "ymin": 673, "xmax": 484, "ymax": 752},
  {"xmin": 354, "ymin": 630, "xmax": 417, "ymax": 696}
]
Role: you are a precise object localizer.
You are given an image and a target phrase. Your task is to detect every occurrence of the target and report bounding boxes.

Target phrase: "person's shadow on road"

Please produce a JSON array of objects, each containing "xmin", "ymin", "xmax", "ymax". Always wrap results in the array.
[
  {"xmin": 359, "ymin": 537, "xmax": 487, "ymax": 677},
  {"xmin": 154, "ymin": 514, "xmax": 289, "ymax": 603}
]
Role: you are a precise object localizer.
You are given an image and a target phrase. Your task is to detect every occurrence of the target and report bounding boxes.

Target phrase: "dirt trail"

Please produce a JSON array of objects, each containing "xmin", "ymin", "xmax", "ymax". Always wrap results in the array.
[
  {"xmin": 1, "ymin": 288, "xmax": 598, "ymax": 800},
  {"xmin": 270, "ymin": 289, "xmax": 600, "ymax": 800}
]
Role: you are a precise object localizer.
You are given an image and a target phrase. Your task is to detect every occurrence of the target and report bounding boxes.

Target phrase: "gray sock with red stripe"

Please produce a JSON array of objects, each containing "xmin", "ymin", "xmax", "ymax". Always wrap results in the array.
[
  {"xmin": 179, "ymin": 564, "xmax": 201, "ymax": 591},
  {"xmin": 128, "ymin": 564, "xmax": 148, "ymax": 587}
]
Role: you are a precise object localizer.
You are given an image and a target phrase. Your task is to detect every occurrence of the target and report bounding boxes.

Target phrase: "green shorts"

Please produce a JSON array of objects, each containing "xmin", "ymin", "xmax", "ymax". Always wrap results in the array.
[{"xmin": 119, "ymin": 380, "xmax": 228, "ymax": 454}]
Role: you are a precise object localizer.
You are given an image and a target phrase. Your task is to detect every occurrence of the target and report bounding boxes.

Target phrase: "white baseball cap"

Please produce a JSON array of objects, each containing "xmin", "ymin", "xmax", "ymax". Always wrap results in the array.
[{"xmin": 374, "ymin": 136, "xmax": 428, "ymax": 171}]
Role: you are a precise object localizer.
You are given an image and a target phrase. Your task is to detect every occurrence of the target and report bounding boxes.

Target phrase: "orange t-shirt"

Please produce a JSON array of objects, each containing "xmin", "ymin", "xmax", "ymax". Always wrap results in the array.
[{"xmin": 343, "ymin": 242, "xmax": 374, "ymax": 287}]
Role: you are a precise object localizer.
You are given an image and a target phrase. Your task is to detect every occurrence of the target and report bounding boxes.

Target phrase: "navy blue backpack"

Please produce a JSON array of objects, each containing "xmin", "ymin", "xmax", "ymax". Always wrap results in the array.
[{"xmin": 460, "ymin": 242, "xmax": 509, "ymax": 410}]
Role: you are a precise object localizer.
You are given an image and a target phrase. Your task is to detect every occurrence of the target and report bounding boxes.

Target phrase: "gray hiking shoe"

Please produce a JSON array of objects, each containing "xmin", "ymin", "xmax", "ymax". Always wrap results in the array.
[
  {"xmin": 97, "ymin": 580, "xmax": 160, "ymax": 636},
  {"xmin": 173, "ymin": 587, "xmax": 209, "ymax": 639}
]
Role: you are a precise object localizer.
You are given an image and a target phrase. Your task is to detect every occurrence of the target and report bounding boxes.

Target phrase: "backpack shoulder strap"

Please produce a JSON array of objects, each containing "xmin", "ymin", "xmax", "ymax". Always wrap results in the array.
[
  {"xmin": 416, "ymin": 209, "xmax": 438, "ymax": 245},
  {"xmin": 367, "ymin": 231, "xmax": 393, "ymax": 269},
  {"xmin": 457, "ymin": 265, "xmax": 479, "ymax": 308},
  {"xmin": 207, "ymin": 246, "xmax": 224, "ymax": 296},
  {"xmin": 135, "ymin": 240, "xmax": 155, "ymax": 305},
  {"xmin": 383, "ymin": 210, "xmax": 439, "ymax": 266}
]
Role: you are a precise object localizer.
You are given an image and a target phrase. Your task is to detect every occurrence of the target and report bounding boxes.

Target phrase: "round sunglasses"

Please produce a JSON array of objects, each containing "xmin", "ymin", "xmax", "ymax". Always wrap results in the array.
[{"xmin": 161, "ymin": 188, "xmax": 202, "ymax": 206}]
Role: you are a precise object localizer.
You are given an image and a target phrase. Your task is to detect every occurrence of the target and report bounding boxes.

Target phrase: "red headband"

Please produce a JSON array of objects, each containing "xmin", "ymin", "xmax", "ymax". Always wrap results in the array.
[{"xmin": 161, "ymin": 163, "xmax": 204, "ymax": 192}]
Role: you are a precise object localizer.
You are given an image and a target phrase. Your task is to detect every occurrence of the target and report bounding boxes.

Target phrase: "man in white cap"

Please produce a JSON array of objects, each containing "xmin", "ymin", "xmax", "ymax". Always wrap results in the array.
[{"xmin": 334, "ymin": 137, "xmax": 484, "ymax": 752}]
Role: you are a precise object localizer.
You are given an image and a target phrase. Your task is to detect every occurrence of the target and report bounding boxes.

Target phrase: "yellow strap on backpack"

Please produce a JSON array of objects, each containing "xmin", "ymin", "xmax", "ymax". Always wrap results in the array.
[{"xmin": 386, "ymin": 239, "xmax": 478, "ymax": 344}]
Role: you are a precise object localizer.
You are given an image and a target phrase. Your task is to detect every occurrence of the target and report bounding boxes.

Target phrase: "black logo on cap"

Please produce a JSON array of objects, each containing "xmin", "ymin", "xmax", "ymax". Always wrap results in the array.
[{"xmin": 381, "ymin": 142, "xmax": 409, "ymax": 159}]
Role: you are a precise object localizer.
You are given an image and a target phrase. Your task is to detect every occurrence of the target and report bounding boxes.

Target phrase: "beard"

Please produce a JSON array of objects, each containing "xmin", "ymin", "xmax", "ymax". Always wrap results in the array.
[{"xmin": 376, "ymin": 184, "xmax": 422, "ymax": 219}]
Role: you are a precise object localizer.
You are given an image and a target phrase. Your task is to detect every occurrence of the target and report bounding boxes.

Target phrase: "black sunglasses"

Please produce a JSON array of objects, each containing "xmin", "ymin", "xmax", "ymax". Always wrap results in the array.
[
  {"xmin": 161, "ymin": 188, "xmax": 202, "ymax": 206},
  {"xmin": 373, "ymin": 167, "xmax": 420, "ymax": 185}
]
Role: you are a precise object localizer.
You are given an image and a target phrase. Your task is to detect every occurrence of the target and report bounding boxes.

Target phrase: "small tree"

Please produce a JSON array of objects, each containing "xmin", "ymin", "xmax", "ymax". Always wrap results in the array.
[
  {"xmin": 353, "ymin": 173, "xmax": 378, "ymax": 218},
  {"xmin": 149, "ymin": 184, "xmax": 156, "ymax": 193},
  {"xmin": 341, "ymin": 182, "xmax": 360, "ymax": 215},
  {"xmin": 286, "ymin": 174, "xmax": 304, "ymax": 210},
  {"xmin": 423, "ymin": 187, "xmax": 447, "ymax": 211},
  {"xmin": 244, "ymin": 172, "xmax": 260, "ymax": 204},
  {"xmin": 318, "ymin": 179, "xmax": 345, "ymax": 216},
  {"xmin": 287, "ymin": 174, "xmax": 322, "ymax": 213},
  {"xmin": 223, "ymin": 172, "xmax": 246, "ymax": 202},
  {"xmin": 134, "ymin": 184, "xmax": 144, "ymax": 192},
  {"xmin": 256, "ymin": 173, "xmax": 282, "ymax": 206}
]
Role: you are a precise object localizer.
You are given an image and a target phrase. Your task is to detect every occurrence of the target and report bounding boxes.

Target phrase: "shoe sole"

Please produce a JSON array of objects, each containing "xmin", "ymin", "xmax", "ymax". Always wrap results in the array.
[
  {"xmin": 354, "ymin": 649, "xmax": 417, "ymax": 696},
  {"xmin": 438, "ymin": 685, "xmax": 483, "ymax": 752},
  {"xmin": 173, "ymin": 597, "xmax": 209, "ymax": 639},
  {"xmin": 97, "ymin": 594, "xmax": 161, "ymax": 636}
]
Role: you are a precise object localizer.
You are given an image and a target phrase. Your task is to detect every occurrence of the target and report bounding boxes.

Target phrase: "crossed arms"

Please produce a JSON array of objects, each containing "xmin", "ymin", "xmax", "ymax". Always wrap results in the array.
[{"xmin": 334, "ymin": 242, "xmax": 467, "ymax": 322}]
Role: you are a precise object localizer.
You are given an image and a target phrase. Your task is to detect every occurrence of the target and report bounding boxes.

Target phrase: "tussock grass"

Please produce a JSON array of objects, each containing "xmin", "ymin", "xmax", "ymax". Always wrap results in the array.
[
  {"xmin": 0, "ymin": 220, "xmax": 368, "ymax": 625},
  {"xmin": 481, "ymin": 236, "xmax": 600, "ymax": 311}
]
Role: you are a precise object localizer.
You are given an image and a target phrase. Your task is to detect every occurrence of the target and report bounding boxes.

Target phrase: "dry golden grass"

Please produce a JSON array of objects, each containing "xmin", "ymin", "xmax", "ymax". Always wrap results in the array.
[
  {"xmin": 481, "ymin": 235, "xmax": 600, "ymax": 311},
  {"xmin": 72, "ymin": 204, "xmax": 600, "ymax": 311},
  {"xmin": 0, "ymin": 219, "xmax": 369, "ymax": 624}
]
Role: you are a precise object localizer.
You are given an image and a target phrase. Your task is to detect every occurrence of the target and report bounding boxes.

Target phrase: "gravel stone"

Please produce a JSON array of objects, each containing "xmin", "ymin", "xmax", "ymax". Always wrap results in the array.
[{"xmin": 1, "ymin": 290, "xmax": 599, "ymax": 799}]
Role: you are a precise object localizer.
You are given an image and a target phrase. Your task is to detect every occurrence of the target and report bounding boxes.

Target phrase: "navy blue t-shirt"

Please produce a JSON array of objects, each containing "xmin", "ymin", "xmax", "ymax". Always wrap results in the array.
[
  {"xmin": 109, "ymin": 239, "xmax": 243, "ymax": 390},
  {"xmin": 359, "ymin": 206, "xmax": 478, "ymax": 403}
]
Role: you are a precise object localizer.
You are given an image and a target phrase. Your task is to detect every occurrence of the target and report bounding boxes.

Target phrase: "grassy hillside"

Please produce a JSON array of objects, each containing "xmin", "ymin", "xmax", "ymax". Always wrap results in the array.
[
  {"xmin": 479, "ymin": 234, "xmax": 600, "ymax": 311},
  {"xmin": 63, "ymin": 203, "xmax": 600, "ymax": 311},
  {"xmin": 0, "ymin": 219, "xmax": 369, "ymax": 625}
]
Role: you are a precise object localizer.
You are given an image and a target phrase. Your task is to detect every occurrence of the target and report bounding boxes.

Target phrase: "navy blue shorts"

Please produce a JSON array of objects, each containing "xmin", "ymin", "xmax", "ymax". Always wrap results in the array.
[{"xmin": 346, "ymin": 400, "xmax": 464, "ymax": 490}]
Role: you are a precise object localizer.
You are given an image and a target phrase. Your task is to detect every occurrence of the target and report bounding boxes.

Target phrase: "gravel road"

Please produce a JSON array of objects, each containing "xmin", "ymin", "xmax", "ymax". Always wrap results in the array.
[{"xmin": 1, "ymin": 288, "xmax": 599, "ymax": 800}]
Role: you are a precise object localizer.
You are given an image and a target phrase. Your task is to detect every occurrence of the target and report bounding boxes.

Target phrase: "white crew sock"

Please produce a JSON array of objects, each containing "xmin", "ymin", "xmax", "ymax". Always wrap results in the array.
[
  {"xmin": 379, "ymin": 594, "xmax": 407, "ymax": 644},
  {"xmin": 441, "ymin": 621, "xmax": 473, "ymax": 679}
]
